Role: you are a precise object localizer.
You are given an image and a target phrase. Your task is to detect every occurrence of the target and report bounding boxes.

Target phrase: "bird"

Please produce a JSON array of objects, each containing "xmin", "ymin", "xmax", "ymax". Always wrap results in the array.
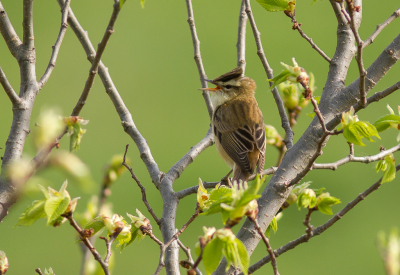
[{"xmin": 199, "ymin": 67, "xmax": 266, "ymax": 182}]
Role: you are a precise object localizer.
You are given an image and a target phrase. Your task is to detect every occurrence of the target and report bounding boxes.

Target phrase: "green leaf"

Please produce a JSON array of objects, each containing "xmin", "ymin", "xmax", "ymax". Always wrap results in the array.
[
  {"xmin": 382, "ymin": 157, "xmax": 396, "ymax": 184},
  {"xmin": 235, "ymin": 238, "xmax": 249, "ymax": 275},
  {"xmin": 120, "ymin": 0, "xmax": 125, "ymax": 8},
  {"xmin": 140, "ymin": 0, "xmax": 145, "ymax": 8},
  {"xmin": 120, "ymin": 227, "xmax": 139, "ymax": 251},
  {"xmin": 268, "ymin": 71, "xmax": 291, "ymax": 88},
  {"xmin": 374, "ymin": 115, "xmax": 400, "ymax": 132},
  {"xmin": 354, "ymin": 121, "xmax": 380, "ymax": 142},
  {"xmin": 270, "ymin": 216, "xmax": 278, "ymax": 233},
  {"xmin": 203, "ymin": 238, "xmax": 224, "ymax": 275},
  {"xmin": 45, "ymin": 196, "xmax": 70, "ymax": 225},
  {"xmin": 209, "ymin": 186, "xmax": 232, "ymax": 201},
  {"xmin": 84, "ymin": 216, "xmax": 105, "ymax": 235},
  {"xmin": 343, "ymin": 123, "xmax": 364, "ymax": 146},
  {"xmin": 14, "ymin": 199, "xmax": 46, "ymax": 227},
  {"xmin": 256, "ymin": 0, "xmax": 290, "ymax": 12},
  {"xmin": 317, "ymin": 196, "xmax": 341, "ymax": 215}
]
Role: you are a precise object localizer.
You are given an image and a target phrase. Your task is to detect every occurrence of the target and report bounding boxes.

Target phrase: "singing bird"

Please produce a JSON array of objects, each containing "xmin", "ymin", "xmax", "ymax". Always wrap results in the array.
[{"xmin": 200, "ymin": 67, "xmax": 266, "ymax": 182}]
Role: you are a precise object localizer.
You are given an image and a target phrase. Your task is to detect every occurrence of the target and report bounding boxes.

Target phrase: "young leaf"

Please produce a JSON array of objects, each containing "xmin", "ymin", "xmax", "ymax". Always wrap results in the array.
[
  {"xmin": 235, "ymin": 238, "xmax": 250, "ymax": 275},
  {"xmin": 256, "ymin": 0, "xmax": 289, "ymax": 11},
  {"xmin": 316, "ymin": 193, "xmax": 341, "ymax": 215},
  {"xmin": 14, "ymin": 199, "xmax": 46, "ymax": 227},
  {"xmin": 45, "ymin": 196, "xmax": 70, "ymax": 225},
  {"xmin": 85, "ymin": 216, "xmax": 106, "ymax": 235},
  {"xmin": 203, "ymin": 238, "xmax": 224, "ymax": 275},
  {"xmin": 343, "ymin": 123, "xmax": 364, "ymax": 146},
  {"xmin": 374, "ymin": 115, "xmax": 400, "ymax": 132}
]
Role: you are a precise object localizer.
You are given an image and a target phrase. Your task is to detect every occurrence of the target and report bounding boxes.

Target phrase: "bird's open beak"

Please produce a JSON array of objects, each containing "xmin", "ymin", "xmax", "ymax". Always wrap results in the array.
[{"xmin": 198, "ymin": 79, "xmax": 221, "ymax": 91}]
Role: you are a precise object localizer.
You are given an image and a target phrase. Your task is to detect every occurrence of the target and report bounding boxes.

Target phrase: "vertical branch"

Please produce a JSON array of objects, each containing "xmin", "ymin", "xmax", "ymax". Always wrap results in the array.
[
  {"xmin": 236, "ymin": 0, "xmax": 247, "ymax": 72},
  {"xmin": 22, "ymin": 0, "xmax": 34, "ymax": 49},
  {"xmin": 244, "ymin": 0, "xmax": 294, "ymax": 149},
  {"xmin": 38, "ymin": 0, "xmax": 71, "ymax": 89},
  {"xmin": 185, "ymin": 0, "xmax": 214, "ymax": 119},
  {"xmin": 345, "ymin": 0, "xmax": 366, "ymax": 108}
]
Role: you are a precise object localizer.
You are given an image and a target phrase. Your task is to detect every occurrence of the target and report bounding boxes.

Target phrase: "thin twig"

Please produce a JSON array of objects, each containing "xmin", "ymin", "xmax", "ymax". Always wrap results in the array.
[
  {"xmin": 185, "ymin": 0, "xmax": 213, "ymax": 118},
  {"xmin": 363, "ymin": 6, "xmax": 400, "ymax": 48},
  {"xmin": 245, "ymin": 164, "xmax": 400, "ymax": 274},
  {"xmin": 0, "ymin": 66, "xmax": 20, "ymax": 105},
  {"xmin": 290, "ymin": 16, "xmax": 331, "ymax": 62},
  {"xmin": 237, "ymin": 0, "xmax": 247, "ymax": 72},
  {"xmin": 177, "ymin": 239, "xmax": 202, "ymax": 275},
  {"xmin": 189, "ymin": 239, "xmax": 205, "ymax": 275},
  {"xmin": 64, "ymin": 213, "xmax": 110, "ymax": 275},
  {"xmin": 353, "ymin": 81, "xmax": 400, "ymax": 111},
  {"xmin": 35, "ymin": 268, "xmax": 44, "ymax": 275},
  {"xmin": 164, "ymin": 206, "xmax": 200, "ymax": 249},
  {"xmin": 122, "ymin": 144, "xmax": 161, "ymax": 226},
  {"xmin": 345, "ymin": 0, "xmax": 367, "ymax": 108},
  {"xmin": 71, "ymin": 0, "xmax": 122, "ymax": 116},
  {"xmin": 38, "ymin": 0, "xmax": 71, "ymax": 89},
  {"xmin": 250, "ymin": 217, "xmax": 280, "ymax": 275},
  {"xmin": 303, "ymin": 208, "xmax": 315, "ymax": 240},
  {"xmin": 313, "ymin": 144, "xmax": 400, "ymax": 170},
  {"xmin": 99, "ymin": 227, "xmax": 121, "ymax": 264},
  {"xmin": 244, "ymin": 0, "xmax": 293, "ymax": 149}
]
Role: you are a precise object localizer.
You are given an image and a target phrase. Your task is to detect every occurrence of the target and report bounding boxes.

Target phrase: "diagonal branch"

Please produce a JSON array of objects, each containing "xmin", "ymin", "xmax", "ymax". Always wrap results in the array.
[
  {"xmin": 246, "ymin": 164, "xmax": 400, "ymax": 274},
  {"xmin": 244, "ymin": 0, "xmax": 294, "ymax": 149},
  {"xmin": 290, "ymin": 16, "xmax": 331, "ymax": 62},
  {"xmin": 167, "ymin": 128, "xmax": 213, "ymax": 183},
  {"xmin": 236, "ymin": 0, "xmax": 247, "ymax": 72},
  {"xmin": 122, "ymin": 144, "xmax": 161, "ymax": 226},
  {"xmin": 0, "ymin": 66, "xmax": 20, "ymax": 106},
  {"xmin": 71, "ymin": 0, "xmax": 122, "ymax": 116},
  {"xmin": 0, "ymin": 2, "xmax": 22, "ymax": 57},
  {"xmin": 363, "ymin": 6, "xmax": 400, "ymax": 49},
  {"xmin": 38, "ymin": 0, "xmax": 71, "ymax": 89},
  {"xmin": 55, "ymin": 0, "xmax": 163, "ymax": 186},
  {"xmin": 185, "ymin": 0, "xmax": 213, "ymax": 118}
]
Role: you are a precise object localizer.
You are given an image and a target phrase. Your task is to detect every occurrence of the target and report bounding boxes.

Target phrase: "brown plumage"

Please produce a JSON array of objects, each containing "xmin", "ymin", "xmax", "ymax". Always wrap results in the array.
[{"xmin": 200, "ymin": 67, "xmax": 266, "ymax": 182}]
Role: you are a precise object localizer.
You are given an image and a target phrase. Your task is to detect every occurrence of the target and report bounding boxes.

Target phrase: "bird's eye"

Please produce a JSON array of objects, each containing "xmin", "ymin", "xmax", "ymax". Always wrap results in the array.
[{"xmin": 225, "ymin": 85, "xmax": 232, "ymax": 89}]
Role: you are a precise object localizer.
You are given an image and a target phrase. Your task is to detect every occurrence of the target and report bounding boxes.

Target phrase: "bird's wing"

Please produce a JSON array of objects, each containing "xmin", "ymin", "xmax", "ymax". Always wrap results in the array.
[{"xmin": 213, "ymin": 99, "xmax": 266, "ymax": 174}]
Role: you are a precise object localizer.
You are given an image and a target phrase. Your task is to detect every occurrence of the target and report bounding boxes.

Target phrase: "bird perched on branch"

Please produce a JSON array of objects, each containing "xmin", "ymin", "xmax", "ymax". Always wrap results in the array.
[{"xmin": 200, "ymin": 67, "xmax": 266, "ymax": 182}]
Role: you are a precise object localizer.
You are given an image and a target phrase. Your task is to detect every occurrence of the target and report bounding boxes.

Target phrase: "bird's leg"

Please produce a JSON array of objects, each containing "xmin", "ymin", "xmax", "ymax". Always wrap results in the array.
[{"xmin": 220, "ymin": 170, "xmax": 233, "ymax": 186}]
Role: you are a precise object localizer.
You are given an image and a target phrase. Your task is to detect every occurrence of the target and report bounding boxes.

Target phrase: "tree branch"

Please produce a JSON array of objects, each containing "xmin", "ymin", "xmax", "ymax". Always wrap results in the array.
[
  {"xmin": 236, "ymin": 0, "xmax": 247, "ymax": 72},
  {"xmin": 64, "ymin": 213, "xmax": 111, "ymax": 275},
  {"xmin": 246, "ymin": 164, "xmax": 400, "ymax": 274},
  {"xmin": 71, "ymin": 0, "xmax": 122, "ymax": 116},
  {"xmin": 185, "ymin": 0, "xmax": 213, "ymax": 119},
  {"xmin": 122, "ymin": 144, "xmax": 161, "ymax": 226},
  {"xmin": 56, "ymin": 0, "xmax": 163, "ymax": 186},
  {"xmin": 244, "ymin": 0, "xmax": 294, "ymax": 149},
  {"xmin": 177, "ymin": 239, "xmax": 202, "ymax": 275},
  {"xmin": 345, "ymin": 0, "xmax": 367, "ymax": 108},
  {"xmin": 291, "ymin": 16, "xmax": 331, "ymax": 62},
  {"xmin": 37, "ymin": 0, "xmax": 71, "ymax": 89},
  {"xmin": 0, "ymin": 66, "xmax": 20, "ymax": 105},
  {"xmin": 313, "ymin": 144, "xmax": 400, "ymax": 170},
  {"xmin": 249, "ymin": 217, "xmax": 280, "ymax": 275},
  {"xmin": 22, "ymin": 0, "xmax": 34, "ymax": 50},
  {"xmin": 167, "ymin": 128, "xmax": 213, "ymax": 183},
  {"xmin": 0, "ymin": 2, "xmax": 22, "ymax": 57},
  {"xmin": 363, "ymin": 6, "xmax": 400, "ymax": 49}
]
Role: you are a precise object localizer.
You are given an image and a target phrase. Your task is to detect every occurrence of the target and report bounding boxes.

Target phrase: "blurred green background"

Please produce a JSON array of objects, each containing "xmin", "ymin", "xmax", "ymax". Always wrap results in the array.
[{"xmin": 1, "ymin": 0, "xmax": 400, "ymax": 274}]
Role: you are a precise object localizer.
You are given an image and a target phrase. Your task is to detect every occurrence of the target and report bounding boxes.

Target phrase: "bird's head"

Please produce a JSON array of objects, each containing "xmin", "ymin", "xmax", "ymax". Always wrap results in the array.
[{"xmin": 199, "ymin": 67, "xmax": 256, "ymax": 107}]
